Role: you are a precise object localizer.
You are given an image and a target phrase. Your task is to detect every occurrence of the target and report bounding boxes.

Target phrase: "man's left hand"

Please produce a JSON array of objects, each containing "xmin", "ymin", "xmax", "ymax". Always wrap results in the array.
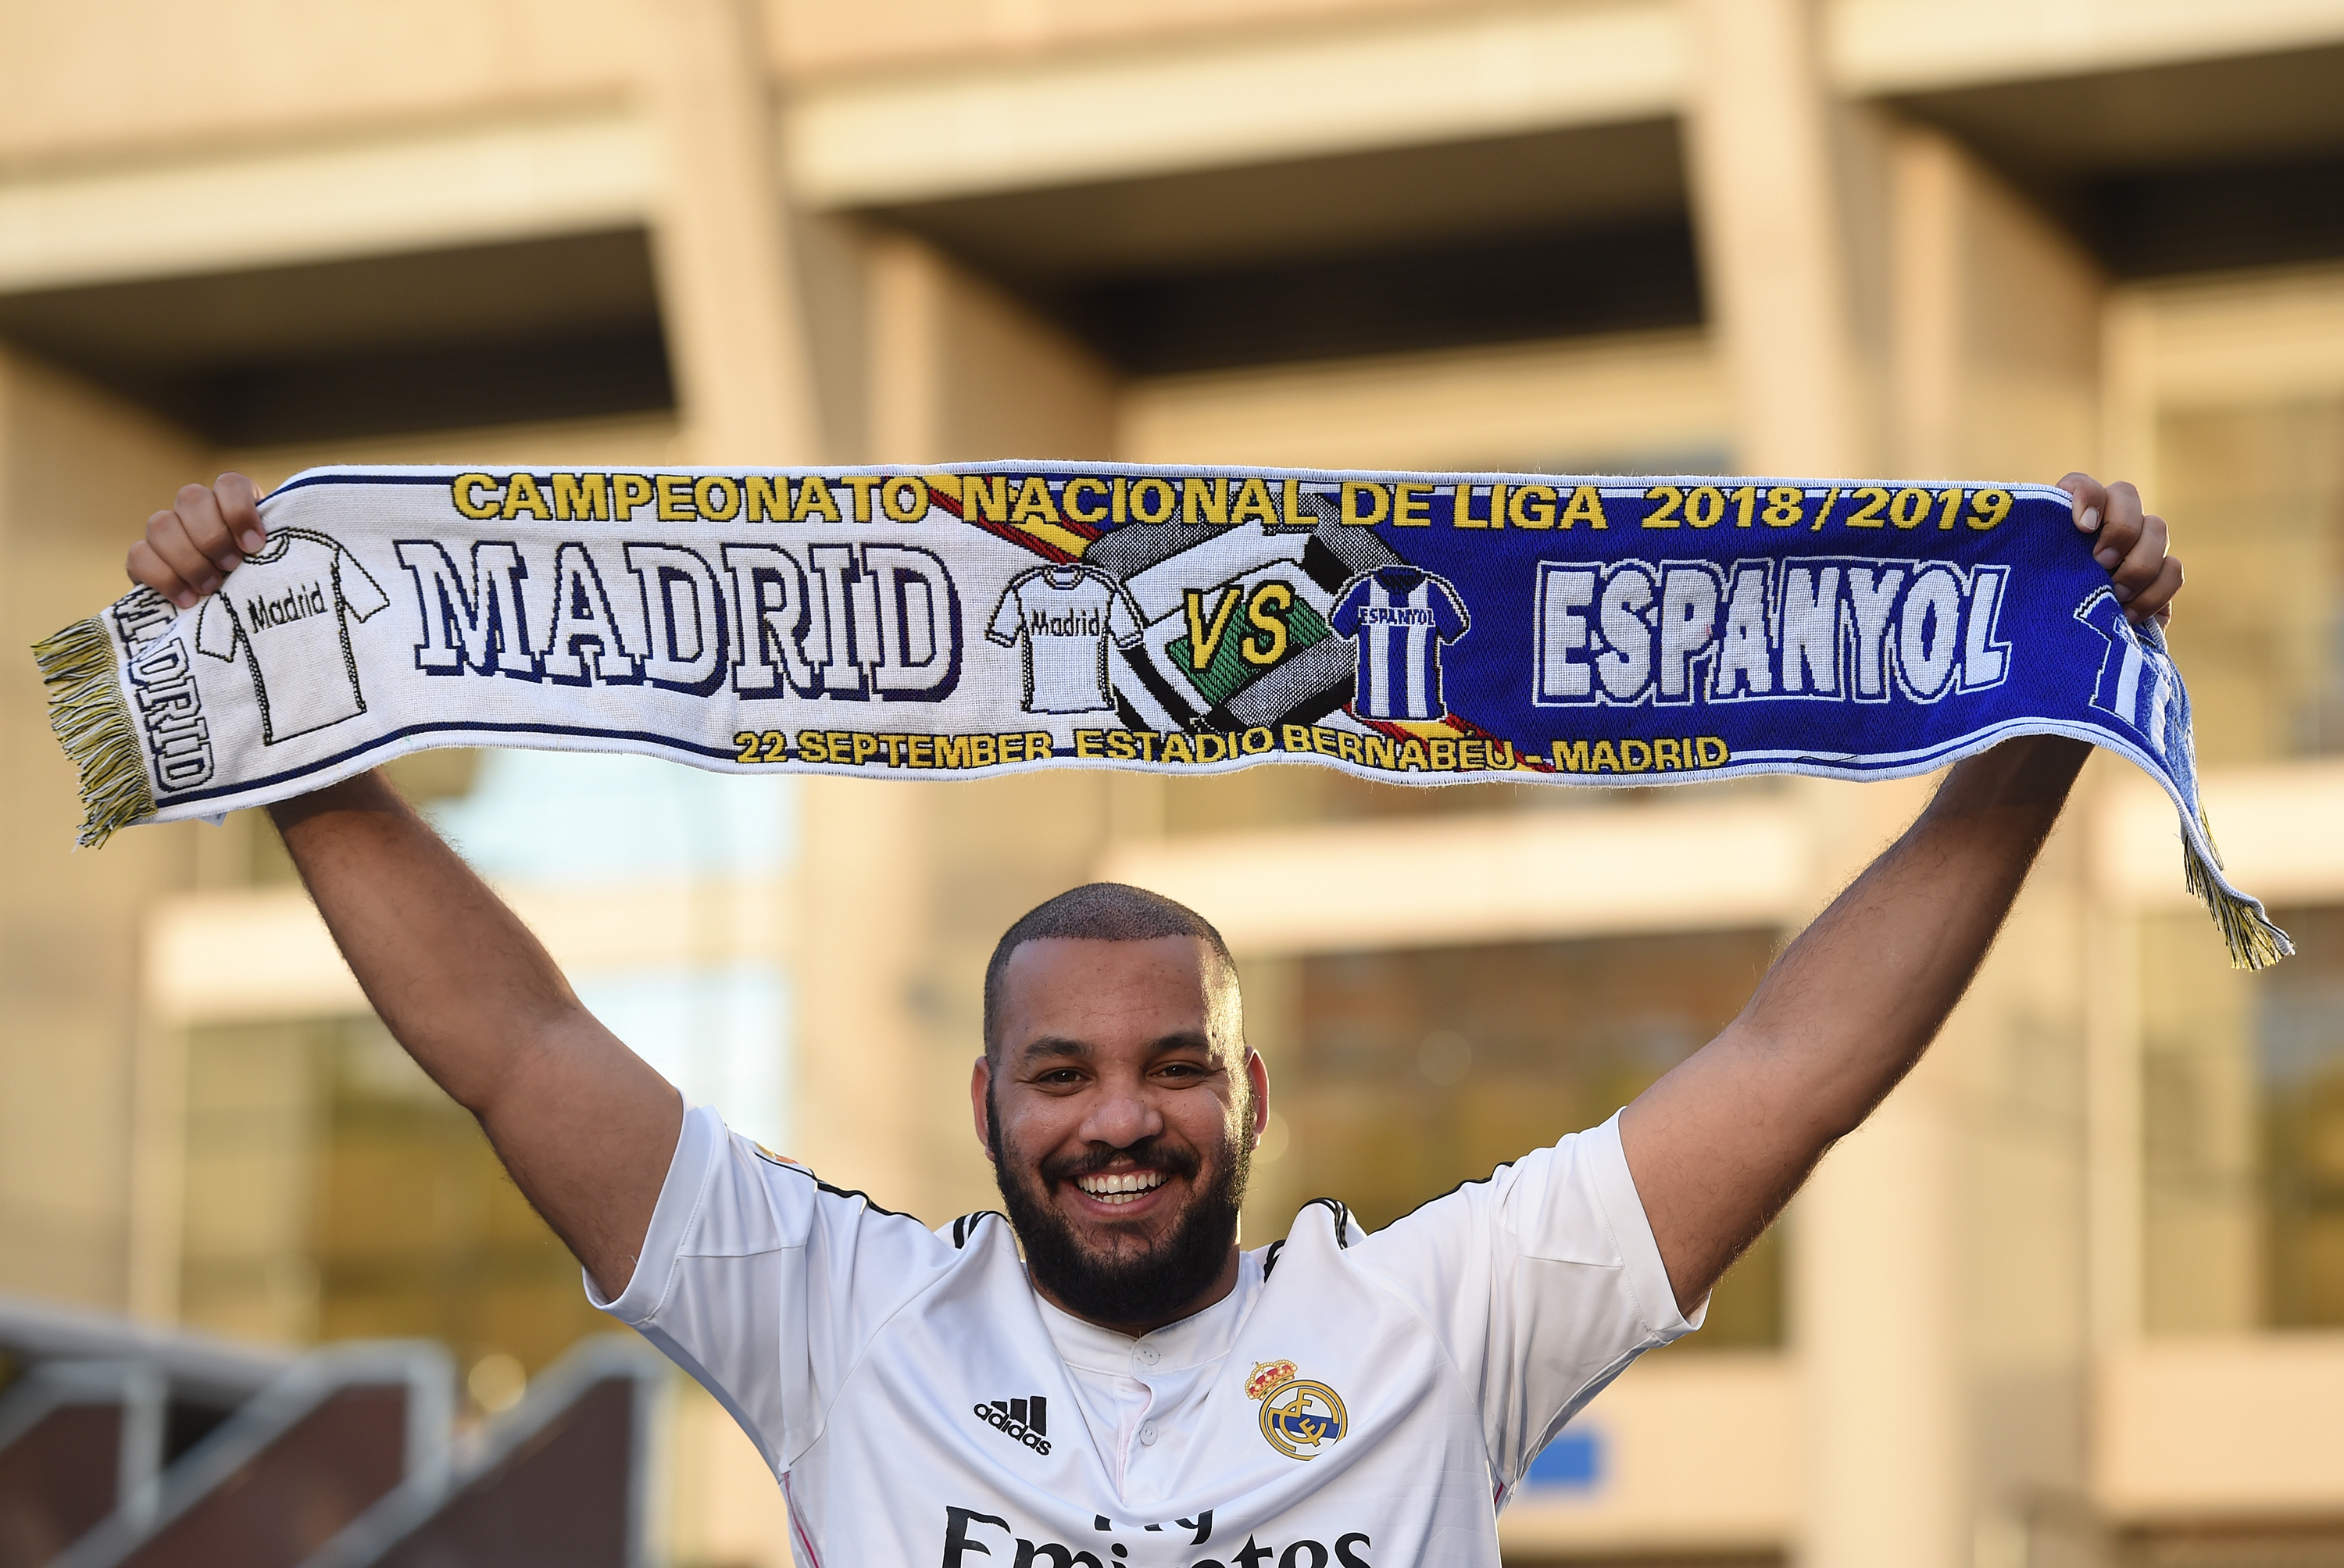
[{"xmin": 2060, "ymin": 473, "xmax": 2181, "ymax": 627}]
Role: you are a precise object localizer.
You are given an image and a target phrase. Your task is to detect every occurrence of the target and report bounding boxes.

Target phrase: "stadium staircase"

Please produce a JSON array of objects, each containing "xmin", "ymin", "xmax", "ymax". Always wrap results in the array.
[{"xmin": 0, "ymin": 1295, "xmax": 666, "ymax": 1568}]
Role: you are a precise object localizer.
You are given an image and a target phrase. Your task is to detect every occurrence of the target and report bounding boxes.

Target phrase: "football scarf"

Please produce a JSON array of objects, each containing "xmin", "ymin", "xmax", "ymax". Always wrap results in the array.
[{"xmin": 34, "ymin": 463, "xmax": 2289, "ymax": 966}]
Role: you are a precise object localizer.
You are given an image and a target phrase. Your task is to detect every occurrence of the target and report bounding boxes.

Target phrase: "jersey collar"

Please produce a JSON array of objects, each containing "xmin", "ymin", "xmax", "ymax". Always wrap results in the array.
[{"xmin": 1031, "ymin": 1248, "xmax": 1267, "ymax": 1376}]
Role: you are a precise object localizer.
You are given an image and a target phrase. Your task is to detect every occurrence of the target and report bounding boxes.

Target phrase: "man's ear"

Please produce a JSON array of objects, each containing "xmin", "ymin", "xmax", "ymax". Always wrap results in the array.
[
  {"xmin": 970, "ymin": 1055, "xmax": 997, "ymax": 1162},
  {"xmin": 1244, "ymin": 1048, "xmax": 1270, "ymax": 1145}
]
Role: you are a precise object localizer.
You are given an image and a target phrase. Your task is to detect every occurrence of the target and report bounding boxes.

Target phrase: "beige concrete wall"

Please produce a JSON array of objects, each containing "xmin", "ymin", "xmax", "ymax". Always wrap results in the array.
[
  {"xmin": 1892, "ymin": 124, "xmax": 2103, "ymax": 1566},
  {"xmin": 0, "ymin": 348, "xmax": 209, "ymax": 1312},
  {"xmin": 220, "ymin": 412, "xmax": 682, "ymax": 496},
  {"xmin": 1939, "ymin": 813, "xmax": 2097, "ymax": 1558},
  {"xmin": 173, "ymin": 1020, "xmax": 320, "ymax": 1343},
  {"xmin": 778, "ymin": 0, "xmax": 2344, "ymax": 87},
  {"xmin": 11, "ymin": 0, "xmax": 2340, "ymax": 229},
  {"xmin": 1682, "ymin": 0, "xmax": 1874, "ymax": 479},
  {"xmin": 0, "ymin": 0, "xmax": 1466, "ymax": 171}
]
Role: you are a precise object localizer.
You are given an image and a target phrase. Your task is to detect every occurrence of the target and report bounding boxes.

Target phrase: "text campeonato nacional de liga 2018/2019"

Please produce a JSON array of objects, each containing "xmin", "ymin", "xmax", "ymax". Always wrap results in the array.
[{"xmin": 442, "ymin": 470, "xmax": 2015, "ymax": 538}]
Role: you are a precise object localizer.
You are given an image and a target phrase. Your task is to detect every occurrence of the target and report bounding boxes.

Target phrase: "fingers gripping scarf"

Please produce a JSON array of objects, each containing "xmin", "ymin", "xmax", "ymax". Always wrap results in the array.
[{"xmin": 34, "ymin": 463, "xmax": 2289, "ymax": 968}]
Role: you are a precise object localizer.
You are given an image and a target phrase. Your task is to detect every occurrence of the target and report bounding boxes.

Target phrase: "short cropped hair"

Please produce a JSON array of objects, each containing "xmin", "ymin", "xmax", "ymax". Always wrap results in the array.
[{"xmin": 982, "ymin": 883, "xmax": 1237, "ymax": 1059}]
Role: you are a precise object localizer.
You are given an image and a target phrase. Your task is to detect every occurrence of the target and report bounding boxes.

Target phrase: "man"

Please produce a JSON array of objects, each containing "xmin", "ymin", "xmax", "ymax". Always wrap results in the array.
[{"xmin": 128, "ymin": 471, "xmax": 2178, "ymax": 1566}]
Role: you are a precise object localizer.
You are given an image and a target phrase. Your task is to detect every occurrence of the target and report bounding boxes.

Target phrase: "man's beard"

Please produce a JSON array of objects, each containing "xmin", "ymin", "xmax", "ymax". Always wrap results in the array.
[{"xmin": 988, "ymin": 1084, "xmax": 1252, "ymax": 1327}]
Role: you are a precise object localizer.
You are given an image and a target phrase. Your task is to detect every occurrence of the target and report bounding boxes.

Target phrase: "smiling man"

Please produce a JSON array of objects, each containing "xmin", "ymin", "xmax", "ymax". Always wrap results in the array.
[
  {"xmin": 128, "ymin": 471, "xmax": 2181, "ymax": 1567},
  {"xmin": 977, "ymin": 898, "xmax": 1263, "ymax": 1337}
]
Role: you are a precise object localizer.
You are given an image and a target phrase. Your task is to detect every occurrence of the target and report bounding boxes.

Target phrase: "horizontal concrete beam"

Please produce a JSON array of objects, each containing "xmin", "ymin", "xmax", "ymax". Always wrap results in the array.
[
  {"xmin": 784, "ymin": 1, "xmax": 1686, "ymax": 208},
  {"xmin": 1095, "ymin": 792, "xmax": 1806, "ymax": 955},
  {"xmin": 144, "ymin": 877, "xmax": 792, "ymax": 1026},
  {"xmin": 1830, "ymin": 0, "xmax": 2344, "ymax": 97},
  {"xmin": 0, "ymin": 110, "xmax": 651, "ymax": 295},
  {"xmin": 10, "ymin": 1, "xmax": 2339, "ymax": 292},
  {"xmin": 1118, "ymin": 329, "xmax": 1725, "ymax": 473},
  {"xmin": 2115, "ymin": 263, "xmax": 2344, "ymax": 409},
  {"xmin": 791, "ymin": 0, "xmax": 2344, "ymax": 209},
  {"xmin": 2097, "ymin": 1333, "xmax": 2344, "ymax": 1519}
]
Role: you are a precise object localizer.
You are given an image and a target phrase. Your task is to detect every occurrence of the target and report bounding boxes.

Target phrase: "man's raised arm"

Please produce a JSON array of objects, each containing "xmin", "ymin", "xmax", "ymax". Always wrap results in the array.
[
  {"xmin": 1618, "ymin": 473, "xmax": 2182, "ymax": 1315},
  {"xmin": 131, "ymin": 477, "xmax": 681, "ymax": 1300}
]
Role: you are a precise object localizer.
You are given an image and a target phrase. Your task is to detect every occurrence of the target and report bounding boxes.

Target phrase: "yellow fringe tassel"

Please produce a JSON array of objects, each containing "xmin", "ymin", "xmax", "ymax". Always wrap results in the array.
[
  {"xmin": 2183, "ymin": 805, "xmax": 2293, "ymax": 970},
  {"xmin": 31, "ymin": 617, "xmax": 155, "ymax": 848}
]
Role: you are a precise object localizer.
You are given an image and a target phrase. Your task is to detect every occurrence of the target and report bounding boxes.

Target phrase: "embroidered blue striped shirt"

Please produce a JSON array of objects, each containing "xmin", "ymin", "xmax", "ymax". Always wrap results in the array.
[{"xmin": 1331, "ymin": 566, "xmax": 1471, "ymax": 721}]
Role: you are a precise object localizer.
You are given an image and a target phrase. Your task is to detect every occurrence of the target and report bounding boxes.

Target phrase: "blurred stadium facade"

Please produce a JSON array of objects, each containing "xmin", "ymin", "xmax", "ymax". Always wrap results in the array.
[{"xmin": 3, "ymin": 0, "xmax": 2343, "ymax": 1563}]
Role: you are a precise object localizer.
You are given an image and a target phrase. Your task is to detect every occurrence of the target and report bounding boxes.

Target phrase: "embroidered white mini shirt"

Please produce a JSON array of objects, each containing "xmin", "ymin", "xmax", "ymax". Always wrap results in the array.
[
  {"xmin": 985, "ymin": 564, "xmax": 1145, "ymax": 714},
  {"xmin": 194, "ymin": 528, "xmax": 389, "ymax": 743}
]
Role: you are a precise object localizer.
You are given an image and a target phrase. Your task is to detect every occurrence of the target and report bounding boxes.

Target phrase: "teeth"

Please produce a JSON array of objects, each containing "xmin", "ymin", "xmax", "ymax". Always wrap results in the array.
[{"xmin": 1076, "ymin": 1171, "xmax": 1167, "ymax": 1205}]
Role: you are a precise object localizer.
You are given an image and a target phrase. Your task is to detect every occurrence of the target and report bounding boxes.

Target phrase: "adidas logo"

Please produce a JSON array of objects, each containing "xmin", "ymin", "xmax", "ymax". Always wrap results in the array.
[{"xmin": 973, "ymin": 1394, "xmax": 1052, "ymax": 1456}]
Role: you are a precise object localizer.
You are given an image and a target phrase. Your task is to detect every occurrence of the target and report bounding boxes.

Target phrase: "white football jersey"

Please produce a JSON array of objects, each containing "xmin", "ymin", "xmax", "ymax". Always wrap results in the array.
[
  {"xmin": 594, "ymin": 1105, "xmax": 1697, "ymax": 1568},
  {"xmin": 985, "ymin": 564, "xmax": 1147, "ymax": 714},
  {"xmin": 193, "ymin": 528, "xmax": 390, "ymax": 743}
]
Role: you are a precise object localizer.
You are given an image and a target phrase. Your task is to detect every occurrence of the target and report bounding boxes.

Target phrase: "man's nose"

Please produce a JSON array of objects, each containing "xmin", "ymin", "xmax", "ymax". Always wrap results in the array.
[{"xmin": 1077, "ymin": 1074, "xmax": 1165, "ymax": 1149}]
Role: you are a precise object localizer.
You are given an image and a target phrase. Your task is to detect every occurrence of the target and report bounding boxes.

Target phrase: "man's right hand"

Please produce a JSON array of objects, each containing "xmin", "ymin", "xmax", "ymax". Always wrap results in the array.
[
  {"xmin": 129, "ymin": 473, "xmax": 270, "ymax": 609},
  {"xmin": 127, "ymin": 475, "xmax": 685, "ymax": 1299}
]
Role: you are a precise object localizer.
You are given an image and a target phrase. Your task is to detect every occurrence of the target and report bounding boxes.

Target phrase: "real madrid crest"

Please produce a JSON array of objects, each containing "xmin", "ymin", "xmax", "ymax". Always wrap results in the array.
[{"xmin": 1245, "ymin": 1359, "xmax": 1348, "ymax": 1460}]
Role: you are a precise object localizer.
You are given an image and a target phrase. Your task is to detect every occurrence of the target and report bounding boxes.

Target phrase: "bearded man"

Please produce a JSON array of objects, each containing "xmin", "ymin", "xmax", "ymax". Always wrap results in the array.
[{"xmin": 127, "ymin": 470, "xmax": 2181, "ymax": 1567}]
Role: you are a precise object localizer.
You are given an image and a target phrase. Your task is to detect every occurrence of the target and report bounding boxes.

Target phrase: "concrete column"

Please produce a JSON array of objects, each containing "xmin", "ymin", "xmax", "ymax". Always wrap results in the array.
[
  {"xmin": 638, "ymin": 0, "xmax": 824, "ymax": 463},
  {"xmin": 1784, "ymin": 776, "xmax": 1969, "ymax": 1568},
  {"xmin": 1888, "ymin": 132, "xmax": 2105, "ymax": 1568},
  {"xmin": 124, "ymin": 1015, "xmax": 188, "ymax": 1325},
  {"xmin": 1795, "ymin": 1084, "xmax": 1968, "ymax": 1568},
  {"xmin": 1685, "ymin": 13, "xmax": 1951, "ymax": 1550},
  {"xmin": 866, "ymin": 236, "xmax": 949, "ymax": 464},
  {"xmin": 1772, "ymin": 119, "xmax": 2107, "ymax": 1568},
  {"xmin": 866, "ymin": 233, "xmax": 1114, "ymax": 463},
  {"xmin": 0, "ymin": 350, "xmax": 209, "ymax": 1314},
  {"xmin": 1888, "ymin": 124, "xmax": 2101, "ymax": 480},
  {"xmin": 1680, "ymin": 0, "xmax": 1870, "ymax": 477}
]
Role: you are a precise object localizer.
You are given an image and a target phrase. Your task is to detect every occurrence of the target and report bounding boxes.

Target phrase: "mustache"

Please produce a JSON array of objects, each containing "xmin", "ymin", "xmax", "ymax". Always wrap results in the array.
[{"xmin": 1038, "ymin": 1137, "xmax": 1202, "ymax": 1189}]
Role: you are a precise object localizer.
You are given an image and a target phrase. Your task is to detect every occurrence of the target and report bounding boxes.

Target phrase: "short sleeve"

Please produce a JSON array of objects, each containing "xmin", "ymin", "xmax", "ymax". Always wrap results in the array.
[
  {"xmin": 1345, "ymin": 1112, "xmax": 1699, "ymax": 1495},
  {"xmin": 1108, "ymin": 582, "xmax": 1146, "ymax": 647},
  {"xmin": 336, "ymin": 547, "xmax": 391, "ymax": 620},
  {"xmin": 987, "ymin": 581, "xmax": 1024, "ymax": 647},
  {"xmin": 590, "ymin": 1104, "xmax": 957, "ymax": 1473},
  {"xmin": 1327, "ymin": 576, "xmax": 1368, "ymax": 637},
  {"xmin": 1435, "ymin": 577, "xmax": 1471, "ymax": 641},
  {"xmin": 193, "ymin": 599, "xmax": 239, "ymax": 661}
]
